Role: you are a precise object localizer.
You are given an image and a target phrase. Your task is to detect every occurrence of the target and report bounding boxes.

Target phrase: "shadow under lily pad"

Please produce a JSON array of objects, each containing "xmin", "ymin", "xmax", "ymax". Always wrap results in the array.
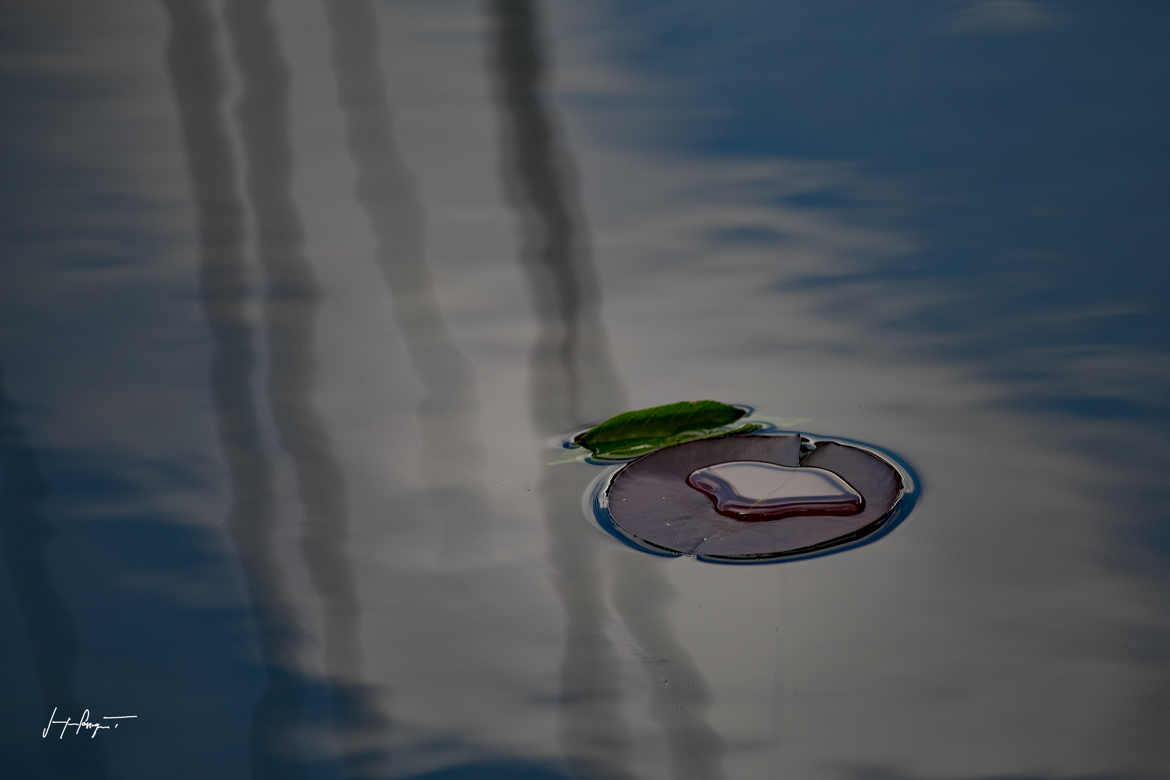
[{"xmin": 605, "ymin": 434, "xmax": 904, "ymax": 560}]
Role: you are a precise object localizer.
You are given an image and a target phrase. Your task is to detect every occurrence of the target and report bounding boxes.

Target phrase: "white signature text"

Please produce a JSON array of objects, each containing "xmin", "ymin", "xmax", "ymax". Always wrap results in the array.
[{"xmin": 42, "ymin": 707, "xmax": 138, "ymax": 739}]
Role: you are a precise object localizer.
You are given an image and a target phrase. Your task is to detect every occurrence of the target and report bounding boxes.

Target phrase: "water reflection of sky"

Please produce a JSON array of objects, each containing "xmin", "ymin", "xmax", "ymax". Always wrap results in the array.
[{"xmin": 1, "ymin": 1, "xmax": 1168, "ymax": 778}]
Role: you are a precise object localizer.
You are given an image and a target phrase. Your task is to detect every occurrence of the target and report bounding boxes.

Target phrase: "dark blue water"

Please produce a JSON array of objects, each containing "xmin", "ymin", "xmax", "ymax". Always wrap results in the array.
[{"xmin": 2, "ymin": 2, "xmax": 1168, "ymax": 778}]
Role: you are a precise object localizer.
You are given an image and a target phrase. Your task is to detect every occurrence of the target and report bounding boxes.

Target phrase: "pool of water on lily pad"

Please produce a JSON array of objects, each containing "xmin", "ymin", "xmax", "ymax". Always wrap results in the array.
[{"xmin": 2, "ymin": 3, "xmax": 1169, "ymax": 779}]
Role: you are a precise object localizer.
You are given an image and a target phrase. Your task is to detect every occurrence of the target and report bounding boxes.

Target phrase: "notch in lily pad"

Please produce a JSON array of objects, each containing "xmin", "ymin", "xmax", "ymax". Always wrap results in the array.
[{"xmin": 573, "ymin": 400, "xmax": 760, "ymax": 460}]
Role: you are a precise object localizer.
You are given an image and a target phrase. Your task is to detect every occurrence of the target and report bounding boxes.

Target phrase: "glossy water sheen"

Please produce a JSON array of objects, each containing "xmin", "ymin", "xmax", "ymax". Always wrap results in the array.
[
  {"xmin": 687, "ymin": 460, "xmax": 863, "ymax": 520},
  {"xmin": 2, "ymin": 2, "xmax": 1168, "ymax": 778}
]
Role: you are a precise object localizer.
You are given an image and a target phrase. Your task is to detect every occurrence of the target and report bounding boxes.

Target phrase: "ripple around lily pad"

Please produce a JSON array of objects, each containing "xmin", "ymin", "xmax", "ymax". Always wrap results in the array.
[{"xmin": 603, "ymin": 433, "xmax": 910, "ymax": 561}]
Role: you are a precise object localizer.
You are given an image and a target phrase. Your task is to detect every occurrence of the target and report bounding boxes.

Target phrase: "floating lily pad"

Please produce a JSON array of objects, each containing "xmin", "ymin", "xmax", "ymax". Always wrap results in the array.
[
  {"xmin": 573, "ymin": 400, "xmax": 756, "ymax": 460},
  {"xmin": 605, "ymin": 433, "xmax": 905, "ymax": 560}
]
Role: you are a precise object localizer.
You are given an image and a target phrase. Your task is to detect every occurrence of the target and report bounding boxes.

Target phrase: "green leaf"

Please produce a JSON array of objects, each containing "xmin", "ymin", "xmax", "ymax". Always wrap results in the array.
[{"xmin": 573, "ymin": 400, "xmax": 755, "ymax": 459}]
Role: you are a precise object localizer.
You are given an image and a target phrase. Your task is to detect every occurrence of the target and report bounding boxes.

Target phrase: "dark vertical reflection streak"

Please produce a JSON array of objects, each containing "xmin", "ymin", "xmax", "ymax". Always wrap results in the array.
[
  {"xmin": 221, "ymin": 0, "xmax": 365, "ymax": 697},
  {"xmin": 160, "ymin": 2, "xmax": 306, "ymax": 775},
  {"xmin": 490, "ymin": 2, "xmax": 724, "ymax": 778},
  {"xmin": 0, "ymin": 368, "xmax": 109, "ymax": 777},
  {"xmin": 321, "ymin": 0, "xmax": 469, "ymax": 411},
  {"xmin": 489, "ymin": 2, "xmax": 631, "ymax": 775},
  {"xmin": 0, "ymin": 374, "xmax": 70, "ymax": 694},
  {"xmin": 321, "ymin": 0, "xmax": 490, "ymax": 557},
  {"xmin": 610, "ymin": 565, "xmax": 726, "ymax": 780},
  {"xmin": 489, "ymin": 0, "xmax": 624, "ymax": 429}
]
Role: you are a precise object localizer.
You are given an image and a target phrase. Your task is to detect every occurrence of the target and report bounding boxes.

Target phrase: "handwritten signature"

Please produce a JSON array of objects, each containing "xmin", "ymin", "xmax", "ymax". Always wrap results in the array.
[{"xmin": 42, "ymin": 707, "xmax": 138, "ymax": 739}]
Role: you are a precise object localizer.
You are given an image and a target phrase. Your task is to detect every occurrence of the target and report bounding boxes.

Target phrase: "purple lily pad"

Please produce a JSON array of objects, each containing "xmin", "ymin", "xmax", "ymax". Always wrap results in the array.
[{"xmin": 605, "ymin": 434, "xmax": 903, "ymax": 560}]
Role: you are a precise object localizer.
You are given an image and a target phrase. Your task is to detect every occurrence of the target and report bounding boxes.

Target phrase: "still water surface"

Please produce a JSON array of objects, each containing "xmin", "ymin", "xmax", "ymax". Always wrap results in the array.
[{"xmin": 3, "ymin": 2, "xmax": 1169, "ymax": 778}]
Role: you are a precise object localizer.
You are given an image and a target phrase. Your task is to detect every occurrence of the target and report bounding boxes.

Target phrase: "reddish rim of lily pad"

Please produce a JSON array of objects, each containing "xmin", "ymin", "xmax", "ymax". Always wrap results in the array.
[{"xmin": 605, "ymin": 433, "xmax": 904, "ymax": 560}]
